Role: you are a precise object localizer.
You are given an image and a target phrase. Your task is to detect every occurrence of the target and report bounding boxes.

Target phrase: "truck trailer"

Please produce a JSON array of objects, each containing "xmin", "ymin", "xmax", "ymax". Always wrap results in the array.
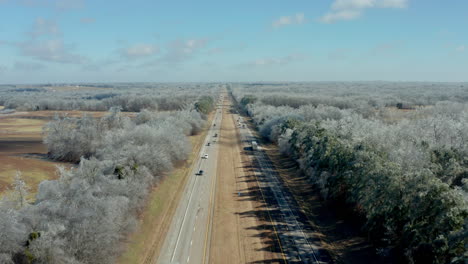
[{"xmin": 251, "ymin": 141, "xmax": 258, "ymax": 151}]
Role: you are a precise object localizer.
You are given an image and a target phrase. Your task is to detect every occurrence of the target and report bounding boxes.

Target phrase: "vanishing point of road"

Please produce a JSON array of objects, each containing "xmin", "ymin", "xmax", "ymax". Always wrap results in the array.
[{"xmin": 157, "ymin": 93, "xmax": 327, "ymax": 264}]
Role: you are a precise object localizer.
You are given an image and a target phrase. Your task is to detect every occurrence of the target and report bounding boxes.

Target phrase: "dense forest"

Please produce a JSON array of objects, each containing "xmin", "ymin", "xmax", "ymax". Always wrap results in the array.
[
  {"xmin": 231, "ymin": 82, "xmax": 468, "ymax": 264},
  {"xmin": 0, "ymin": 84, "xmax": 219, "ymax": 264},
  {"xmin": 0, "ymin": 83, "xmax": 219, "ymax": 112}
]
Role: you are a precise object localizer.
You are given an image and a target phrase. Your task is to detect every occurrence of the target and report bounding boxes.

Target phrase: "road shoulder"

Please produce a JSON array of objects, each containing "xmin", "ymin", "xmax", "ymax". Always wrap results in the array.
[{"xmin": 117, "ymin": 112, "xmax": 214, "ymax": 264}]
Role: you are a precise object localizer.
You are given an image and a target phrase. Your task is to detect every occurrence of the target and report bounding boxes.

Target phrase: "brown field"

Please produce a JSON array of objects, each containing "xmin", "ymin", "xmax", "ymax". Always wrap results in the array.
[
  {"xmin": 0, "ymin": 116, "xmax": 65, "ymax": 198},
  {"xmin": 0, "ymin": 109, "xmax": 133, "ymax": 198}
]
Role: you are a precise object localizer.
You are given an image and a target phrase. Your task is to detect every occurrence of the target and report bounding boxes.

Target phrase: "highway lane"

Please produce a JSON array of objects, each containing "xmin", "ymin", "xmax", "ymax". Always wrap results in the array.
[
  {"xmin": 234, "ymin": 112, "xmax": 327, "ymax": 264},
  {"xmin": 156, "ymin": 99, "xmax": 223, "ymax": 264}
]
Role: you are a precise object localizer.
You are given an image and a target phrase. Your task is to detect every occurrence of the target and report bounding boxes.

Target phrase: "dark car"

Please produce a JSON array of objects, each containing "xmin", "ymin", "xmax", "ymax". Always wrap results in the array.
[{"xmin": 198, "ymin": 170, "xmax": 204, "ymax": 175}]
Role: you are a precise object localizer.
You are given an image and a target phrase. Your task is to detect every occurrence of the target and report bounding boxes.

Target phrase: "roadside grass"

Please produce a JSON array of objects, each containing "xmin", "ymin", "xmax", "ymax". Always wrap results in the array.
[{"xmin": 117, "ymin": 113, "xmax": 213, "ymax": 264}]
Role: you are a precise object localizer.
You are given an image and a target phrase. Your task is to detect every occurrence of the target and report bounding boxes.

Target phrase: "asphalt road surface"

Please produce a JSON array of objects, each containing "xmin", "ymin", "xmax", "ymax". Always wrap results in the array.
[{"xmin": 156, "ymin": 100, "xmax": 223, "ymax": 264}]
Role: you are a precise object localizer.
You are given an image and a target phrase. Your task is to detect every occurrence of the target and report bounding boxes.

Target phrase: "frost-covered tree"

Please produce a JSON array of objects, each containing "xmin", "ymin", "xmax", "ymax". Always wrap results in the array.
[
  {"xmin": 12, "ymin": 171, "xmax": 29, "ymax": 209},
  {"xmin": 231, "ymin": 82, "xmax": 468, "ymax": 263}
]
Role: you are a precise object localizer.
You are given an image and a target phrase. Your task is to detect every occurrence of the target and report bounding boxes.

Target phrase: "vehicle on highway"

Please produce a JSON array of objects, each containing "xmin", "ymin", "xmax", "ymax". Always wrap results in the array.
[
  {"xmin": 207, "ymin": 142, "xmax": 211, "ymax": 146},
  {"xmin": 252, "ymin": 141, "xmax": 258, "ymax": 151},
  {"xmin": 214, "ymin": 123, "xmax": 216, "ymax": 127},
  {"xmin": 214, "ymin": 133, "xmax": 218, "ymax": 137},
  {"xmin": 197, "ymin": 170, "xmax": 204, "ymax": 175},
  {"xmin": 203, "ymin": 154, "xmax": 209, "ymax": 159}
]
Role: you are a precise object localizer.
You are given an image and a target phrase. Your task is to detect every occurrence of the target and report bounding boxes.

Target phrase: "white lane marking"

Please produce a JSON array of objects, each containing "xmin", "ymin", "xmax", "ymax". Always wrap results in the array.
[
  {"xmin": 190, "ymin": 240, "xmax": 193, "ymax": 245},
  {"xmin": 170, "ymin": 179, "xmax": 197, "ymax": 262},
  {"xmin": 187, "ymin": 256, "xmax": 190, "ymax": 262},
  {"xmin": 169, "ymin": 111, "xmax": 220, "ymax": 262}
]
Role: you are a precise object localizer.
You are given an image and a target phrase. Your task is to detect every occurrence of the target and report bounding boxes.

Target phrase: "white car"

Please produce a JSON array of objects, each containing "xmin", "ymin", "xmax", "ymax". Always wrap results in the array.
[{"xmin": 203, "ymin": 154, "xmax": 209, "ymax": 159}]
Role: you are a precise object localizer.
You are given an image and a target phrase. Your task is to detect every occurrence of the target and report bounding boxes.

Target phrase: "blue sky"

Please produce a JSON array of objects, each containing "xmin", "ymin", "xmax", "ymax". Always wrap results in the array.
[{"xmin": 0, "ymin": 0, "xmax": 467, "ymax": 83}]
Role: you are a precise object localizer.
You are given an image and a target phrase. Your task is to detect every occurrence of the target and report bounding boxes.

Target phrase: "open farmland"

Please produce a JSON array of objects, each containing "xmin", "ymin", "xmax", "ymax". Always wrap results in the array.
[
  {"xmin": 0, "ymin": 109, "xmax": 136, "ymax": 197},
  {"xmin": 0, "ymin": 115, "xmax": 62, "ymax": 197}
]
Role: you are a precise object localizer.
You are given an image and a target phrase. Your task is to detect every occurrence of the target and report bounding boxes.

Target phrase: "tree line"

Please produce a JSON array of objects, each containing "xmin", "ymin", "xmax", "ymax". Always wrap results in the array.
[
  {"xmin": 0, "ymin": 83, "xmax": 221, "ymax": 112},
  {"xmin": 232, "ymin": 81, "xmax": 468, "ymax": 111},
  {"xmin": 232, "ymin": 82, "xmax": 467, "ymax": 264}
]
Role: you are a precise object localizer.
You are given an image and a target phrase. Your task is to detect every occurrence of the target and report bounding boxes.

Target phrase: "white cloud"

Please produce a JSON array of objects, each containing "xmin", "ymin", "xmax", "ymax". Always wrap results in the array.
[
  {"xmin": 272, "ymin": 13, "xmax": 306, "ymax": 28},
  {"xmin": 163, "ymin": 38, "xmax": 208, "ymax": 63},
  {"xmin": 29, "ymin": 17, "xmax": 61, "ymax": 37},
  {"xmin": 320, "ymin": 0, "xmax": 407, "ymax": 23},
  {"xmin": 378, "ymin": 0, "xmax": 407, "ymax": 8},
  {"xmin": 331, "ymin": 0, "xmax": 407, "ymax": 10},
  {"xmin": 10, "ymin": 18, "xmax": 87, "ymax": 64},
  {"xmin": 331, "ymin": 0, "xmax": 375, "ymax": 10},
  {"xmin": 296, "ymin": 13, "xmax": 306, "ymax": 24},
  {"xmin": 133, "ymin": 38, "xmax": 210, "ymax": 69},
  {"xmin": 121, "ymin": 43, "xmax": 159, "ymax": 59},
  {"xmin": 245, "ymin": 53, "xmax": 306, "ymax": 67},
  {"xmin": 18, "ymin": 38, "xmax": 86, "ymax": 63},
  {"xmin": 320, "ymin": 10, "xmax": 361, "ymax": 23},
  {"xmin": 456, "ymin": 45, "xmax": 466, "ymax": 52}
]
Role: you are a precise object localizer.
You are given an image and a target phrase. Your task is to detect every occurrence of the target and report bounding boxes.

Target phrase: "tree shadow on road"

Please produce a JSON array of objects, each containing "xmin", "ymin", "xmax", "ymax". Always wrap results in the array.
[{"xmin": 235, "ymin": 141, "xmax": 334, "ymax": 264}]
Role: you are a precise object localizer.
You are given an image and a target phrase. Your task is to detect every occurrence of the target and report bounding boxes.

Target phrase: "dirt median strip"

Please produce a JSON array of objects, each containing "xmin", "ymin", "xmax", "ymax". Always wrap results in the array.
[{"xmin": 209, "ymin": 99, "xmax": 285, "ymax": 264}]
